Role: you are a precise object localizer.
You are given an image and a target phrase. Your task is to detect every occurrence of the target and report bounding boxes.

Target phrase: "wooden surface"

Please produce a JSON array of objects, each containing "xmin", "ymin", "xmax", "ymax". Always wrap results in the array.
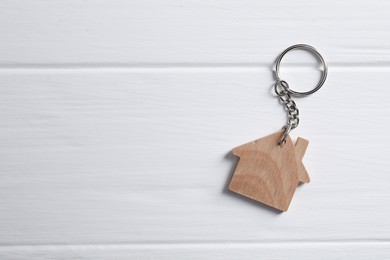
[
  {"xmin": 1, "ymin": 0, "xmax": 390, "ymax": 259},
  {"xmin": 230, "ymin": 131, "xmax": 308, "ymax": 211},
  {"xmin": 295, "ymin": 137, "xmax": 310, "ymax": 183}
]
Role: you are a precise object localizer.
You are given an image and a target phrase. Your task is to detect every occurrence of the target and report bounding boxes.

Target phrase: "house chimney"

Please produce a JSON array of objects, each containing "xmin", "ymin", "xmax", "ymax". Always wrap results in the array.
[{"xmin": 295, "ymin": 137, "xmax": 310, "ymax": 183}]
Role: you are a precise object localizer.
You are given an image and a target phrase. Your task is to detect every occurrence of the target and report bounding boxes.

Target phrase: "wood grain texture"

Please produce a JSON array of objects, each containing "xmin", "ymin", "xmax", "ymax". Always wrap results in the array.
[
  {"xmin": 1, "ymin": 0, "xmax": 390, "ymax": 66},
  {"xmin": 1, "ymin": 242, "xmax": 390, "ymax": 260},
  {"xmin": 295, "ymin": 137, "xmax": 310, "ymax": 183},
  {"xmin": 229, "ymin": 131, "xmax": 308, "ymax": 211},
  {"xmin": 0, "ymin": 70, "xmax": 390, "ymax": 248},
  {"xmin": 1, "ymin": 0, "xmax": 390, "ymax": 258}
]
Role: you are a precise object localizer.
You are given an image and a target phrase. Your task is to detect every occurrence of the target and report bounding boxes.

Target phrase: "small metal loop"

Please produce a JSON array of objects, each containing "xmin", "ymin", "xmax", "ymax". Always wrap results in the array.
[
  {"xmin": 279, "ymin": 95, "xmax": 290, "ymax": 103},
  {"xmin": 286, "ymin": 99, "xmax": 297, "ymax": 109},
  {"xmin": 288, "ymin": 106, "xmax": 297, "ymax": 113},
  {"xmin": 274, "ymin": 80, "xmax": 289, "ymax": 96},
  {"xmin": 289, "ymin": 111, "xmax": 299, "ymax": 118},
  {"xmin": 274, "ymin": 44, "xmax": 328, "ymax": 97},
  {"xmin": 279, "ymin": 80, "xmax": 290, "ymax": 90},
  {"xmin": 289, "ymin": 117, "xmax": 299, "ymax": 129},
  {"xmin": 279, "ymin": 124, "xmax": 292, "ymax": 146}
]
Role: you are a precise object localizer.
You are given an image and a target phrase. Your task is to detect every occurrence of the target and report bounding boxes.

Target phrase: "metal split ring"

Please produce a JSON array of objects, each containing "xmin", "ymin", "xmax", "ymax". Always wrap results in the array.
[{"xmin": 275, "ymin": 44, "xmax": 328, "ymax": 97}]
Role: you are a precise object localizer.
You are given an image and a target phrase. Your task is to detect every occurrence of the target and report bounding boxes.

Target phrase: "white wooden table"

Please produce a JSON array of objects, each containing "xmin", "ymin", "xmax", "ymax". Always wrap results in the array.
[{"xmin": 1, "ymin": 0, "xmax": 390, "ymax": 259}]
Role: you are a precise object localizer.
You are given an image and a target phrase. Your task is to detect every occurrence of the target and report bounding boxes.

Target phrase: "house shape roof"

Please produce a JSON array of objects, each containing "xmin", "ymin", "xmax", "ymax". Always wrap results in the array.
[{"xmin": 229, "ymin": 131, "xmax": 310, "ymax": 212}]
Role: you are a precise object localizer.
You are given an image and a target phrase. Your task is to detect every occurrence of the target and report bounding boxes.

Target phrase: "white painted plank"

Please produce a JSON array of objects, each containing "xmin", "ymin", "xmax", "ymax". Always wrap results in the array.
[
  {"xmin": 1, "ymin": 0, "xmax": 390, "ymax": 65},
  {"xmin": 1, "ymin": 242, "xmax": 390, "ymax": 260},
  {"xmin": 0, "ymin": 69, "xmax": 389, "ymax": 245}
]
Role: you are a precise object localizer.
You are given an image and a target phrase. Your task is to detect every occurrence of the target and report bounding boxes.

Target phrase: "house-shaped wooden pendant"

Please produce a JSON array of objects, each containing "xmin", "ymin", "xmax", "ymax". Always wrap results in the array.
[{"xmin": 229, "ymin": 131, "xmax": 310, "ymax": 212}]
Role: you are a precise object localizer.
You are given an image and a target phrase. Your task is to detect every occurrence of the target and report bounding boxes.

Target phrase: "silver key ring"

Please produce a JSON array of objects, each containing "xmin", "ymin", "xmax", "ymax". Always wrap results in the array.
[{"xmin": 275, "ymin": 44, "xmax": 328, "ymax": 97}]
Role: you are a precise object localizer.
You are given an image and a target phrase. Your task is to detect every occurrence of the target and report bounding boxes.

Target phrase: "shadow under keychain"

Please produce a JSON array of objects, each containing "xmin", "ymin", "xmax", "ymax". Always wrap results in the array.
[{"xmin": 228, "ymin": 44, "xmax": 328, "ymax": 212}]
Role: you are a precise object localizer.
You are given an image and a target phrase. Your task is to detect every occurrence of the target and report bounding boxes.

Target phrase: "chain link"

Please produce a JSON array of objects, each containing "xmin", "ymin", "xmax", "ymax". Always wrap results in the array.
[{"xmin": 274, "ymin": 80, "xmax": 300, "ymax": 145}]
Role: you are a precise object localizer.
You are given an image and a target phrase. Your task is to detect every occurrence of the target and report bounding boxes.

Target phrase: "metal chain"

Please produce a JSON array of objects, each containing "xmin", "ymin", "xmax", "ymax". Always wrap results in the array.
[{"xmin": 274, "ymin": 80, "xmax": 300, "ymax": 146}]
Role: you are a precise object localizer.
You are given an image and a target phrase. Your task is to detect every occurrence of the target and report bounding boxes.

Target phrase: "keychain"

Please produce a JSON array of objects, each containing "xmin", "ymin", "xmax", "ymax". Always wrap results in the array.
[{"xmin": 228, "ymin": 44, "xmax": 328, "ymax": 211}]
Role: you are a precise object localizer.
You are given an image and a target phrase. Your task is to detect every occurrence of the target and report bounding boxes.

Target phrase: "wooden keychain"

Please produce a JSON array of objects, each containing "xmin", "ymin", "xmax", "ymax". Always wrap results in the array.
[{"xmin": 229, "ymin": 44, "xmax": 328, "ymax": 212}]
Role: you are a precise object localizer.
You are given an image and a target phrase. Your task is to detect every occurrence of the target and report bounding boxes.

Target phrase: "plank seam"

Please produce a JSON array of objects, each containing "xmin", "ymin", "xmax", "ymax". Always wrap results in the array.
[
  {"xmin": 1, "ymin": 62, "xmax": 390, "ymax": 70},
  {"xmin": 1, "ymin": 240, "xmax": 390, "ymax": 248}
]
